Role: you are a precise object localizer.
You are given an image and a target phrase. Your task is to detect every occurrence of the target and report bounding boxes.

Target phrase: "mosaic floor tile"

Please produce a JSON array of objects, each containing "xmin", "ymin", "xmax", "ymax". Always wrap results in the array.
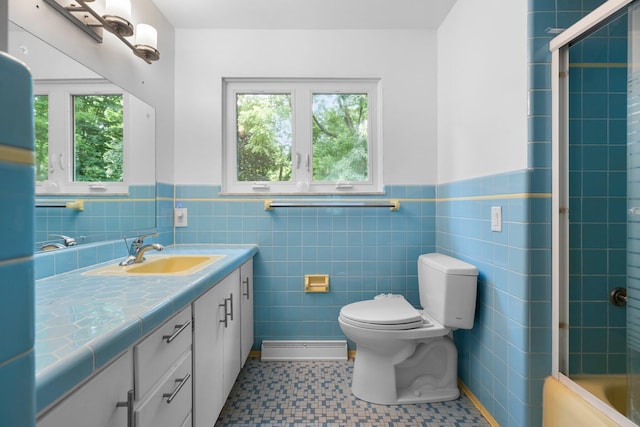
[{"xmin": 216, "ymin": 358, "xmax": 490, "ymax": 427}]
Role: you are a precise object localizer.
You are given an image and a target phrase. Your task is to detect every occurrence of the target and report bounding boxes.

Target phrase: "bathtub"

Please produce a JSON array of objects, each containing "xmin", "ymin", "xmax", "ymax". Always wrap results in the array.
[
  {"xmin": 543, "ymin": 376, "xmax": 635, "ymax": 427},
  {"xmin": 573, "ymin": 375, "xmax": 627, "ymax": 416}
]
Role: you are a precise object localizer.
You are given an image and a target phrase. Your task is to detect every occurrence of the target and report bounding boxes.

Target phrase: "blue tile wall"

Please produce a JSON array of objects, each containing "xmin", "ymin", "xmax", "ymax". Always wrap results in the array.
[
  {"xmin": 34, "ymin": 184, "xmax": 156, "ymax": 250},
  {"xmin": 567, "ymin": 10, "xmax": 628, "ymax": 375},
  {"xmin": 174, "ymin": 185, "xmax": 436, "ymax": 345},
  {"xmin": 156, "ymin": 181, "xmax": 175, "ymax": 244},
  {"xmin": 436, "ymin": 170, "xmax": 551, "ymax": 427},
  {"xmin": 0, "ymin": 52, "xmax": 36, "ymax": 427}
]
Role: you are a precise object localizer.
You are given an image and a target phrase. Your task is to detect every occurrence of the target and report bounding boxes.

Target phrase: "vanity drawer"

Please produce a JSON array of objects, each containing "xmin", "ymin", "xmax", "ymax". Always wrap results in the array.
[
  {"xmin": 135, "ymin": 352, "xmax": 192, "ymax": 427},
  {"xmin": 135, "ymin": 306, "xmax": 192, "ymax": 399}
]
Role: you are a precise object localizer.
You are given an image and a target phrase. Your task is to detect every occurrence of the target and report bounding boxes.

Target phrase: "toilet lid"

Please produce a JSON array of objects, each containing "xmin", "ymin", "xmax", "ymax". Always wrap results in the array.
[{"xmin": 340, "ymin": 296, "xmax": 425, "ymax": 330}]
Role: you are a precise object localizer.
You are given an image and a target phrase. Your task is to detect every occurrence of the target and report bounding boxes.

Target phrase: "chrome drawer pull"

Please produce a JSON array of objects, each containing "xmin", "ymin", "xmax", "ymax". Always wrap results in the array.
[
  {"xmin": 162, "ymin": 320, "xmax": 191, "ymax": 343},
  {"xmin": 242, "ymin": 277, "xmax": 250, "ymax": 299},
  {"xmin": 116, "ymin": 389, "xmax": 134, "ymax": 427},
  {"xmin": 219, "ymin": 298, "xmax": 229, "ymax": 327},
  {"xmin": 228, "ymin": 293, "xmax": 234, "ymax": 321},
  {"xmin": 162, "ymin": 372, "xmax": 191, "ymax": 404}
]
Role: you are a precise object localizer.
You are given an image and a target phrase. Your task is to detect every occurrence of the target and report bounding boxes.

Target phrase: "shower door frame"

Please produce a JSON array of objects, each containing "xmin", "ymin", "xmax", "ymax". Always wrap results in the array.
[{"xmin": 551, "ymin": 0, "xmax": 636, "ymax": 425}]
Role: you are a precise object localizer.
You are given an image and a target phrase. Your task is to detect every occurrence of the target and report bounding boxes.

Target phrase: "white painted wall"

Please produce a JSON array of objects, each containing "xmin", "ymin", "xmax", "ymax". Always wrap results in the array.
[
  {"xmin": 9, "ymin": 0, "xmax": 176, "ymax": 183},
  {"xmin": 437, "ymin": 0, "xmax": 528, "ymax": 183},
  {"xmin": 174, "ymin": 29, "xmax": 437, "ymax": 186}
]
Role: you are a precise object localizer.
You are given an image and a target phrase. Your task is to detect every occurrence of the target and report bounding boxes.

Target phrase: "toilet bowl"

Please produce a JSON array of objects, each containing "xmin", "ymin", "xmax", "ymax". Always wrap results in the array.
[{"xmin": 338, "ymin": 253, "xmax": 478, "ymax": 405}]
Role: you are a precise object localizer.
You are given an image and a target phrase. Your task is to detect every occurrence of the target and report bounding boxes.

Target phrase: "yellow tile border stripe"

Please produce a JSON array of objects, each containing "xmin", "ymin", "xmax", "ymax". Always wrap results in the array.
[
  {"xmin": 168, "ymin": 193, "xmax": 551, "ymax": 203},
  {"xmin": 436, "ymin": 192, "xmax": 551, "ymax": 202},
  {"xmin": 0, "ymin": 144, "xmax": 33, "ymax": 166}
]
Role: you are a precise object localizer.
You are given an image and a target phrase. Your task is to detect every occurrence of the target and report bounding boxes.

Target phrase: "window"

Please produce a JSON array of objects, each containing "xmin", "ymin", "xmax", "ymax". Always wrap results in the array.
[
  {"xmin": 34, "ymin": 95, "xmax": 49, "ymax": 182},
  {"xmin": 34, "ymin": 80, "xmax": 130, "ymax": 194},
  {"xmin": 223, "ymin": 78, "xmax": 381, "ymax": 194}
]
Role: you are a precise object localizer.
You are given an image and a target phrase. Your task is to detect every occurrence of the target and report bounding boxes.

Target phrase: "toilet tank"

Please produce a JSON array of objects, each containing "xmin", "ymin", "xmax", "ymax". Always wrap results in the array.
[{"xmin": 418, "ymin": 253, "xmax": 478, "ymax": 329}]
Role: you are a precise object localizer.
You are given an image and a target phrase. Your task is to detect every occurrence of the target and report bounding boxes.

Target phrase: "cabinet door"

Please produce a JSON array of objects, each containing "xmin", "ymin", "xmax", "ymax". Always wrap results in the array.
[
  {"xmin": 240, "ymin": 259, "xmax": 254, "ymax": 366},
  {"xmin": 192, "ymin": 269, "xmax": 241, "ymax": 427},
  {"xmin": 192, "ymin": 280, "xmax": 226, "ymax": 427},
  {"xmin": 38, "ymin": 351, "xmax": 133, "ymax": 427},
  {"xmin": 222, "ymin": 269, "xmax": 241, "ymax": 399}
]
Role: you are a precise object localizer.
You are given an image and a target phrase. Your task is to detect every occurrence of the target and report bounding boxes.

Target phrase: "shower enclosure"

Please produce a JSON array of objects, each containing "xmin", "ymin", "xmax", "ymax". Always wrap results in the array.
[
  {"xmin": 552, "ymin": 0, "xmax": 640, "ymax": 424},
  {"xmin": 629, "ymin": 3, "xmax": 640, "ymax": 420}
]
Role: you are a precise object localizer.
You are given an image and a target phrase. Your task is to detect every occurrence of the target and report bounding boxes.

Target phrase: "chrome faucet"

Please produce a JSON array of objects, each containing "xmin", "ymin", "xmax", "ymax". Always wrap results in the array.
[
  {"xmin": 119, "ymin": 234, "xmax": 164, "ymax": 266},
  {"xmin": 50, "ymin": 234, "xmax": 76, "ymax": 247},
  {"xmin": 133, "ymin": 243, "xmax": 164, "ymax": 263}
]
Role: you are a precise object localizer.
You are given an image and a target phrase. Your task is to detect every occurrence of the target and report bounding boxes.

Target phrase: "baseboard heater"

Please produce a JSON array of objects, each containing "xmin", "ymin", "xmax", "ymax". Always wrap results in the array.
[{"xmin": 261, "ymin": 340, "xmax": 348, "ymax": 361}]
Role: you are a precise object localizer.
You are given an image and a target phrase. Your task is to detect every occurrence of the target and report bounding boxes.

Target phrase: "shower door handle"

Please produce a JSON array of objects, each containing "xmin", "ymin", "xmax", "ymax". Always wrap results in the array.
[
  {"xmin": 629, "ymin": 207, "xmax": 640, "ymax": 216},
  {"xmin": 610, "ymin": 287, "xmax": 627, "ymax": 306}
]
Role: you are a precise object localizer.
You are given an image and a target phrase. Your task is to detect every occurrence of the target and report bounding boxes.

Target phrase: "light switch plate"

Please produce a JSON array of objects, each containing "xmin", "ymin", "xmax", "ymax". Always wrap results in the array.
[
  {"xmin": 174, "ymin": 208, "xmax": 188, "ymax": 227},
  {"xmin": 491, "ymin": 206, "xmax": 502, "ymax": 232}
]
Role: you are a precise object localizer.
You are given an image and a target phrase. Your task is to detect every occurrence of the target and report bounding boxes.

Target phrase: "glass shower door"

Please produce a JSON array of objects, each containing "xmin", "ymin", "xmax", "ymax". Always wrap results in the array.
[{"xmin": 629, "ymin": 4, "xmax": 640, "ymax": 422}]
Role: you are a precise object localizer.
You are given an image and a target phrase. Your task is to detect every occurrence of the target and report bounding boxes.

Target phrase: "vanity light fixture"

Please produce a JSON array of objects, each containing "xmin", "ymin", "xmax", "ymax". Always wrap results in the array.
[
  {"xmin": 43, "ymin": 0, "xmax": 160, "ymax": 64},
  {"xmin": 103, "ymin": 0, "xmax": 134, "ymax": 37}
]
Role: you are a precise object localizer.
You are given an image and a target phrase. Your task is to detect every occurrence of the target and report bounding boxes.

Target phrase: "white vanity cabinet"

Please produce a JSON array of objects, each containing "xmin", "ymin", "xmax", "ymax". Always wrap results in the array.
[
  {"xmin": 192, "ymin": 269, "xmax": 241, "ymax": 427},
  {"xmin": 37, "ymin": 253, "xmax": 255, "ymax": 427},
  {"xmin": 240, "ymin": 259, "xmax": 254, "ymax": 366},
  {"xmin": 38, "ymin": 351, "xmax": 133, "ymax": 427}
]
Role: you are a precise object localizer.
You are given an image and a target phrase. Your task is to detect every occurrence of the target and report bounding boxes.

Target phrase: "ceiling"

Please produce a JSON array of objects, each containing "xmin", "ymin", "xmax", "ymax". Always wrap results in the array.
[{"xmin": 151, "ymin": 0, "xmax": 457, "ymax": 30}]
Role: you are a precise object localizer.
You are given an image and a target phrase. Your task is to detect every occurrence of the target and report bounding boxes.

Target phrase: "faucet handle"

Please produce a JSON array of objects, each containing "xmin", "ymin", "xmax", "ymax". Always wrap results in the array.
[
  {"xmin": 133, "ymin": 232, "xmax": 158, "ymax": 248},
  {"xmin": 127, "ymin": 231, "xmax": 157, "ymax": 244},
  {"xmin": 122, "ymin": 230, "xmax": 158, "ymax": 255}
]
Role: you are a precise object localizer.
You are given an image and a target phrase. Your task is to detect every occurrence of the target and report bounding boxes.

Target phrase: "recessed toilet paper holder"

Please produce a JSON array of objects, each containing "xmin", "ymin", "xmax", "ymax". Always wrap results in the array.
[{"xmin": 305, "ymin": 274, "xmax": 329, "ymax": 292}]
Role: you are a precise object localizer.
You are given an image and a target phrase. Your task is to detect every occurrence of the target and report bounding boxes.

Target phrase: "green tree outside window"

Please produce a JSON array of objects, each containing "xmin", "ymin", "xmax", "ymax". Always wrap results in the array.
[
  {"xmin": 34, "ymin": 95, "xmax": 49, "ymax": 181},
  {"xmin": 73, "ymin": 94, "xmax": 124, "ymax": 182}
]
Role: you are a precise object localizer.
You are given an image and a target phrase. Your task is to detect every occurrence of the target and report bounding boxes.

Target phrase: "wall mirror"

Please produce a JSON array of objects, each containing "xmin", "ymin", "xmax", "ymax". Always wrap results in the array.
[{"xmin": 8, "ymin": 22, "xmax": 157, "ymax": 252}]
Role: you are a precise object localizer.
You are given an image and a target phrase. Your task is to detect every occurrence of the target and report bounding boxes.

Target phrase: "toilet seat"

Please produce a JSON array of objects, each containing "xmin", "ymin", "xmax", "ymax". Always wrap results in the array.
[{"xmin": 339, "ymin": 296, "xmax": 426, "ymax": 330}]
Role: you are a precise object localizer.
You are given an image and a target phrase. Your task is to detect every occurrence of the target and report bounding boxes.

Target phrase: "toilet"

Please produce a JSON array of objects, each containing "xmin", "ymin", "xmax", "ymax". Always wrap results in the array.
[{"xmin": 338, "ymin": 253, "xmax": 478, "ymax": 405}]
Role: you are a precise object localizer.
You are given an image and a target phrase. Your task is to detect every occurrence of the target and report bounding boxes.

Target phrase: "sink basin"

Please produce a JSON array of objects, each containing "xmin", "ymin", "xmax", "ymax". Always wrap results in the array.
[{"xmin": 85, "ymin": 255, "xmax": 226, "ymax": 276}]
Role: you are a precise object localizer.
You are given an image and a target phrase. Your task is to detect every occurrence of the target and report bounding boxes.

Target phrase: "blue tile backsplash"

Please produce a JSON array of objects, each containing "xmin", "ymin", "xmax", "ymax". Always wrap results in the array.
[{"xmin": 34, "ymin": 185, "xmax": 156, "ymax": 250}]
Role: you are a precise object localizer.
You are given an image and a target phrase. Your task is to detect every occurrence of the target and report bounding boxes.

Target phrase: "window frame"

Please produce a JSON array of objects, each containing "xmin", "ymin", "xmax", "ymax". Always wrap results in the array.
[
  {"xmin": 222, "ymin": 77, "xmax": 382, "ymax": 194},
  {"xmin": 34, "ymin": 79, "xmax": 131, "ymax": 195}
]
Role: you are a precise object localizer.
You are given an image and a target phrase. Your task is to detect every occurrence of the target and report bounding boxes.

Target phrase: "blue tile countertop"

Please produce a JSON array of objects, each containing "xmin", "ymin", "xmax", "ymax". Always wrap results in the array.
[{"xmin": 34, "ymin": 244, "xmax": 258, "ymax": 413}]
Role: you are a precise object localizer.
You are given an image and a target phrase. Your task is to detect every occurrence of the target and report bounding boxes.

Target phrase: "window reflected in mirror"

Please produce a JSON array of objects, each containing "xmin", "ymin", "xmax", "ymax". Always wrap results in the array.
[{"xmin": 72, "ymin": 93, "xmax": 124, "ymax": 183}]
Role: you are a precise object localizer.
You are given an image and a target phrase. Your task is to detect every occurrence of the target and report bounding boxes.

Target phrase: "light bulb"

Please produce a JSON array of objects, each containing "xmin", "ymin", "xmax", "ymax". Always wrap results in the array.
[
  {"xmin": 105, "ymin": 0, "xmax": 131, "ymax": 22},
  {"xmin": 135, "ymin": 24, "xmax": 158, "ymax": 49}
]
